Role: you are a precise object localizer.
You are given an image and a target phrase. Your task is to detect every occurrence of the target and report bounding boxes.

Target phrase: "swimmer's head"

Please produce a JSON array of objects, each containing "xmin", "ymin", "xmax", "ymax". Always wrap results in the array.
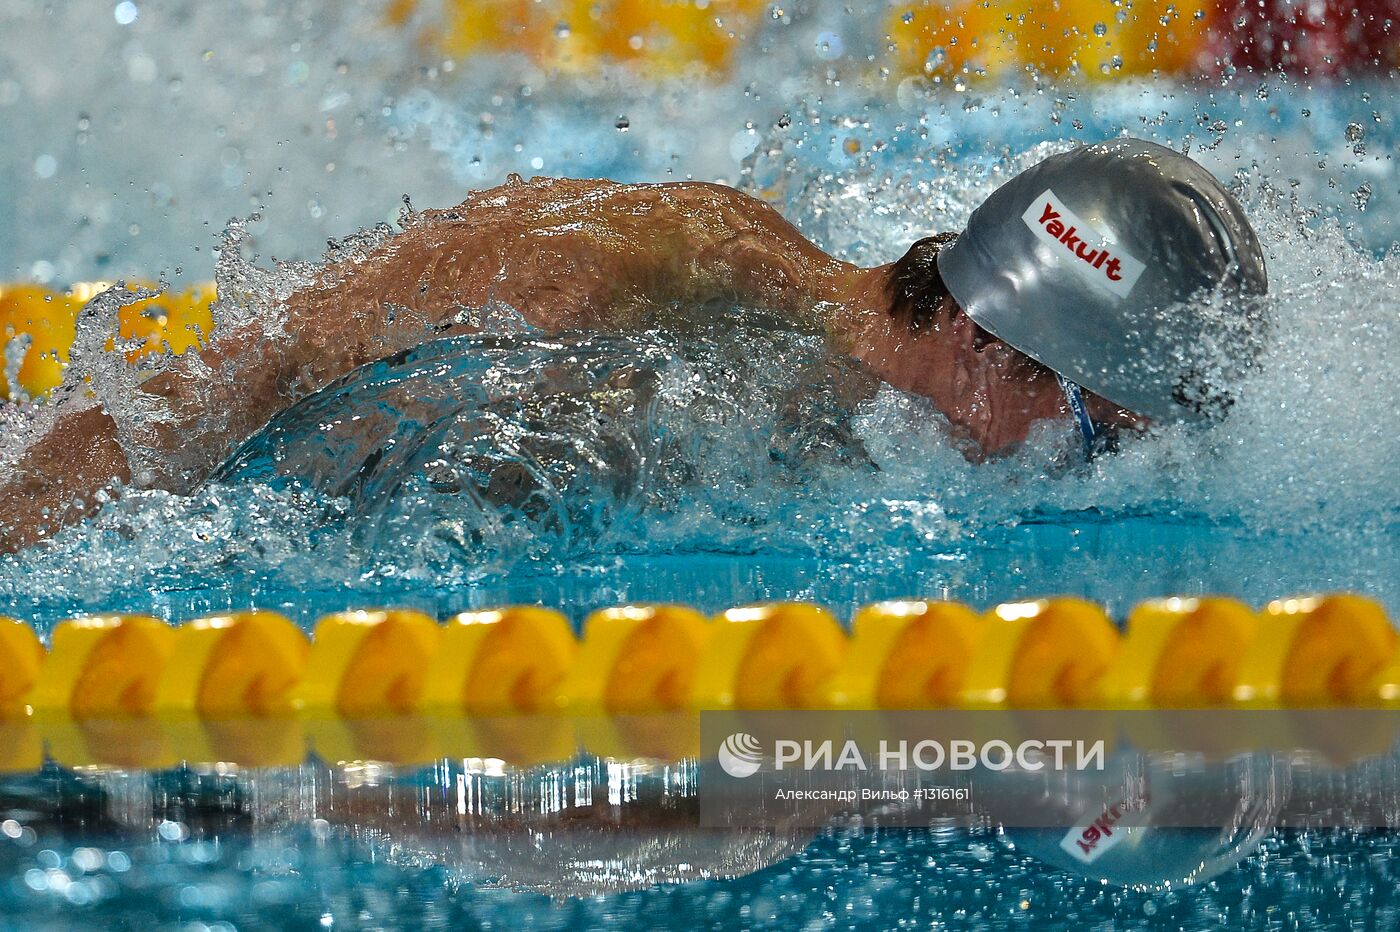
[
  {"xmin": 933, "ymin": 138, "xmax": 1269, "ymax": 425},
  {"xmin": 882, "ymin": 234, "xmax": 1147, "ymax": 457}
]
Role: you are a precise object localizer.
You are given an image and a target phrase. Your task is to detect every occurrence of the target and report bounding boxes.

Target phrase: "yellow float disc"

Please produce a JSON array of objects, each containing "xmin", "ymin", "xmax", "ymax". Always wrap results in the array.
[
  {"xmin": 0, "ymin": 616, "xmax": 45, "ymax": 712},
  {"xmin": 0, "ymin": 284, "xmax": 82, "ymax": 400},
  {"xmin": 1104, "ymin": 596, "xmax": 1260, "ymax": 707},
  {"xmin": 155, "ymin": 610, "xmax": 310, "ymax": 716},
  {"xmin": 295, "ymin": 609, "xmax": 441, "ymax": 715},
  {"xmin": 829, "ymin": 599, "xmax": 983, "ymax": 709},
  {"xmin": 1235, "ymin": 594, "xmax": 1397, "ymax": 706},
  {"xmin": 884, "ymin": 0, "xmax": 1209, "ymax": 82},
  {"xmin": 114, "ymin": 281, "xmax": 214, "ymax": 361},
  {"xmin": 397, "ymin": 0, "xmax": 762, "ymax": 76},
  {"xmin": 691, "ymin": 602, "xmax": 847, "ymax": 709},
  {"xmin": 0, "ymin": 280, "xmax": 213, "ymax": 399},
  {"xmin": 563, "ymin": 604, "xmax": 709, "ymax": 713},
  {"xmin": 960, "ymin": 598, "xmax": 1119, "ymax": 707},
  {"xmin": 421, "ymin": 606, "xmax": 577, "ymax": 714},
  {"xmin": 30, "ymin": 615, "xmax": 175, "ymax": 718}
]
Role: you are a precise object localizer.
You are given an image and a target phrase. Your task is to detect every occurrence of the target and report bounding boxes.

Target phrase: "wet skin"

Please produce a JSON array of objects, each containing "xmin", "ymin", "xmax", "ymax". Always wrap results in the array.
[{"xmin": 0, "ymin": 175, "xmax": 1143, "ymax": 553}]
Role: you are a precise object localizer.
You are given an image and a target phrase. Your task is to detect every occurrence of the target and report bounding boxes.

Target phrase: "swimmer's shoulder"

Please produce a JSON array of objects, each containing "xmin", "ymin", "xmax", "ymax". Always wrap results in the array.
[
  {"xmin": 417, "ymin": 175, "xmax": 631, "ymax": 223},
  {"xmin": 417, "ymin": 175, "xmax": 779, "ymax": 222}
]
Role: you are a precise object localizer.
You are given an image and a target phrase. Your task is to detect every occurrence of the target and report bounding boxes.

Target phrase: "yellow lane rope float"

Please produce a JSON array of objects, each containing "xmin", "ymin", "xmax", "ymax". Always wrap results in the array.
[
  {"xmin": 829, "ymin": 599, "xmax": 982, "ymax": 709},
  {"xmin": 1105, "ymin": 596, "xmax": 1260, "ymax": 708},
  {"xmin": 0, "ymin": 282, "xmax": 213, "ymax": 401},
  {"xmin": 425, "ymin": 606, "xmax": 578, "ymax": 714},
  {"xmin": 387, "ymin": 0, "xmax": 769, "ymax": 76},
  {"xmin": 562, "ymin": 603, "xmax": 709, "ymax": 713},
  {"xmin": 156, "ymin": 610, "xmax": 310, "ymax": 716},
  {"xmin": 0, "ymin": 592, "xmax": 1395, "ymax": 770},
  {"xmin": 382, "ymin": 0, "xmax": 1213, "ymax": 80},
  {"xmin": 884, "ymin": 0, "xmax": 1210, "ymax": 83}
]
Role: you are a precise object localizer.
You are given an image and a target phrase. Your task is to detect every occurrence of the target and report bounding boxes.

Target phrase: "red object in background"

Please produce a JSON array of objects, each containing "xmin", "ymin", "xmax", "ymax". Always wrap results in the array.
[{"xmin": 1207, "ymin": 0, "xmax": 1400, "ymax": 75}]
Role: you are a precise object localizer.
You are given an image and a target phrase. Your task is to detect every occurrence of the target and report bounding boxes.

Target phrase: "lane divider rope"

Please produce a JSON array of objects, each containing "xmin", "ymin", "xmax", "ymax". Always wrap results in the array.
[{"xmin": 0, "ymin": 594, "xmax": 1395, "ymax": 771}]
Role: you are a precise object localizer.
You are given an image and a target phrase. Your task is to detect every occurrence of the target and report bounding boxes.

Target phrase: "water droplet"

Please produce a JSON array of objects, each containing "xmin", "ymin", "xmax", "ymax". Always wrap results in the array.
[
  {"xmin": 1093, "ymin": 22, "xmax": 1107, "ymax": 36},
  {"xmin": 1345, "ymin": 122, "xmax": 1365, "ymax": 143},
  {"xmin": 614, "ymin": 115, "xmax": 630, "ymax": 131},
  {"xmin": 814, "ymin": 31, "xmax": 843, "ymax": 60},
  {"xmin": 113, "ymin": 1, "xmax": 138, "ymax": 25},
  {"xmin": 1352, "ymin": 182, "xmax": 1372, "ymax": 211}
]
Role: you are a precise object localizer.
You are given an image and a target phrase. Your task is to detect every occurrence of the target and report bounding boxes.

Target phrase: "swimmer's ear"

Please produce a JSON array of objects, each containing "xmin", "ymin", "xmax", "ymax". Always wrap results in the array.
[{"xmin": 887, "ymin": 232, "xmax": 960, "ymax": 331}]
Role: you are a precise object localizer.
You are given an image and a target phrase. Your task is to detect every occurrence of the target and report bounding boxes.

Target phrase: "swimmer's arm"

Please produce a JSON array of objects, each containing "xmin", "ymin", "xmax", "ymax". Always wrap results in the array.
[
  {"xmin": 0, "ymin": 405, "xmax": 130, "ymax": 554},
  {"xmin": 0, "ymin": 321, "xmax": 291, "ymax": 554}
]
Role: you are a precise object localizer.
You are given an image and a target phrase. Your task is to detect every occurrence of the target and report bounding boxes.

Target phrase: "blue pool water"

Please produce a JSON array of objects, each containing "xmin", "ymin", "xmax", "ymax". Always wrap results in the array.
[{"xmin": 2, "ymin": 0, "xmax": 1400, "ymax": 927}]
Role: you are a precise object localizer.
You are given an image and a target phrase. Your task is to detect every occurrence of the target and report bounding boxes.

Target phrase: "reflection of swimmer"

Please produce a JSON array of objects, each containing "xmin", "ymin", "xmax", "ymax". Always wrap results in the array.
[
  {"xmin": 0, "ymin": 139, "xmax": 1266, "ymax": 552},
  {"xmin": 36, "ymin": 758, "xmax": 819, "ymax": 898}
]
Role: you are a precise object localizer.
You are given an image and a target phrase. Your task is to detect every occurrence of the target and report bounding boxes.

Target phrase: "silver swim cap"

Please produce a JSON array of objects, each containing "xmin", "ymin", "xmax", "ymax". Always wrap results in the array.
[{"xmin": 936, "ymin": 138, "xmax": 1268, "ymax": 422}]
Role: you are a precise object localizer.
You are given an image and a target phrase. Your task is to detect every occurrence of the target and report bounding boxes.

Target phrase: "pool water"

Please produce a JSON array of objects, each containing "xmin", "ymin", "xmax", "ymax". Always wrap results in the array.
[
  {"xmin": 2, "ymin": 0, "xmax": 1399, "ymax": 928},
  {"xmin": 0, "ymin": 757, "xmax": 1398, "ymax": 927}
]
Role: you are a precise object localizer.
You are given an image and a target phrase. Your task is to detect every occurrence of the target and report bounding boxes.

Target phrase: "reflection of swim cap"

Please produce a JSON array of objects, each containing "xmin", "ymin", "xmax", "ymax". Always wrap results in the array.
[
  {"xmin": 1002, "ymin": 750, "xmax": 1286, "ymax": 889},
  {"xmin": 936, "ymin": 138, "xmax": 1268, "ymax": 421}
]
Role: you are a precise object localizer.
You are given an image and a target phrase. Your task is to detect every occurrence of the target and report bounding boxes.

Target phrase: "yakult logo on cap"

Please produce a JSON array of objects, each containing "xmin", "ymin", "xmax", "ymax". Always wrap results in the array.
[
  {"xmin": 1058, "ymin": 792, "xmax": 1150, "ymax": 864},
  {"xmin": 1022, "ymin": 189, "xmax": 1146, "ymax": 299}
]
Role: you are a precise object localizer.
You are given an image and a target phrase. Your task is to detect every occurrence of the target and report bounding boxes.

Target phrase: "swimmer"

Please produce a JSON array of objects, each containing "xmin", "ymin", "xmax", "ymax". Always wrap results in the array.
[{"xmin": 0, "ymin": 138, "xmax": 1267, "ymax": 553}]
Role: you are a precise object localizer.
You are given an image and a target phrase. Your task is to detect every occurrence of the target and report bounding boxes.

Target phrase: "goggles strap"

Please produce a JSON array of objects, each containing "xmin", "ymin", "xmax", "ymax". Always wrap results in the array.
[{"xmin": 1057, "ymin": 374, "xmax": 1099, "ymax": 456}]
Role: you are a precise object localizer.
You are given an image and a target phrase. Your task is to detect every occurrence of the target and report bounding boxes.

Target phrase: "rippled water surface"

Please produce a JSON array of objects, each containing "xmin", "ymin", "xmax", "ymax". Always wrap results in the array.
[{"xmin": 2, "ymin": 0, "xmax": 1399, "ymax": 927}]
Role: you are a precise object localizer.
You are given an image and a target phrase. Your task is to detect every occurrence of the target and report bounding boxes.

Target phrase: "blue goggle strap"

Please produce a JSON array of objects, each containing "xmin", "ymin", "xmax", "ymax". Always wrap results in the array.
[{"xmin": 1057, "ymin": 373, "xmax": 1099, "ymax": 456}]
